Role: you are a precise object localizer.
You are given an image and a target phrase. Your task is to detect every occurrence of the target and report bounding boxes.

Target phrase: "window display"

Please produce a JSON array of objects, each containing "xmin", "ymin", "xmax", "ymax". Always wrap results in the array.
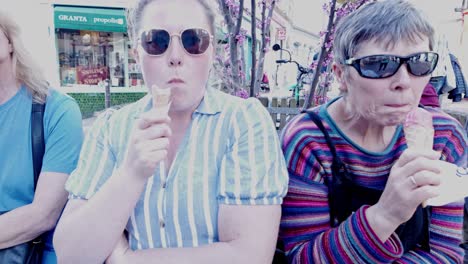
[
  {"xmin": 128, "ymin": 46, "xmax": 143, "ymax": 87},
  {"xmin": 55, "ymin": 28, "xmax": 144, "ymax": 88}
]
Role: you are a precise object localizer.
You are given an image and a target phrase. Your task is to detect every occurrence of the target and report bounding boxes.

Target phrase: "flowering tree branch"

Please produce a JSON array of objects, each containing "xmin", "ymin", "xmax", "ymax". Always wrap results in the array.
[
  {"xmin": 250, "ymin": 0, "xmax": 257, "ymax": 97},
  {"xmin": 303, "ymin": 0, "xmax": 337, "ymax": 109},
  {"xmin": 253, "ymin": 0, "xmax": 275, "ymax": 97},
  {"xmin": 218, "ymin": 0, "xmax": 245, "ymax": 94},
  {"xmin": 303, "ymin": 0, "xmax": 375, "ymax": 109},
  {"xmin": 218, "ymin": 0, "xmax": 276, "ymax": 98}
]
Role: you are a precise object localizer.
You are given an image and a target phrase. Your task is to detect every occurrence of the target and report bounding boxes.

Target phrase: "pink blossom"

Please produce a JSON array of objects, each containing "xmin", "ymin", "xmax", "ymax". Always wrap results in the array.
[
  {"xmin": 322, "ymin": 3, "xmax": 329, "ymax": 12},
  {"xmin": 235, "ymin": 89, "xmax": 249, "ymax": 99},
  {"xmin": 310, "ymin": 61, "xmax": 318, "ymax": 70}
]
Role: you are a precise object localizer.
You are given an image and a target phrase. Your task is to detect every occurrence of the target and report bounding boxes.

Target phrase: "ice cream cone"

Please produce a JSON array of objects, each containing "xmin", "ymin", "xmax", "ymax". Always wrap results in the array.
[
  {"xmin": 404, "ymin": 125, "xmax": 434, "ymax": 151},
  {"xmin": 404, "ymin": 108, "xmax": 434, "ymax": 207},
  {"xmin": 404, "ymin": 108, "xmax": 434, "ymax": 151},
  {"xmin": 152, "ymin": 85, "xmax": 171, "ymax": 113},
  {"xmin": 404, "ymin": 109, "xmax": 468, "ymax": 207}
]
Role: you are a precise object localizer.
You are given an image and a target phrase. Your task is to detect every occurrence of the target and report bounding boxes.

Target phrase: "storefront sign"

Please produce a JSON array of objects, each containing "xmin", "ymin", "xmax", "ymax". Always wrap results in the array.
[
  {"xmin": 277, "ymin": 28, "xmax": 287, "ymax": 41},
  {"xmin": 76, "ymin": 66, "xmax": 108, "ymax": 85},
  {"xmin": 58, "ymin": 15, "xmax": 88, "ymax": 22},
  {"xmin": 54, "ymin": 6, "xmax": 126, "ymax": 33}
]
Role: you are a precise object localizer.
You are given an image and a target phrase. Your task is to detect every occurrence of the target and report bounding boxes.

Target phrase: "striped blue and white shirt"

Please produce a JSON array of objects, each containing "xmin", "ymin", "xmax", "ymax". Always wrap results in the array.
[{"xmin": 65, "ymin": 87, "xmax": 289, "ymax": 250}]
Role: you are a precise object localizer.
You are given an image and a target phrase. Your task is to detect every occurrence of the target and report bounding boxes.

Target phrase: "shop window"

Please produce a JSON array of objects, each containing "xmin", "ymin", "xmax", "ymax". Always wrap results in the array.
[
  {"xmin": 55, "ymin": 28, "xmax": 144, "ymax": 88},
  {"xmin": 127, "ymin": 42, "xmax": 144, "ymax": 87}
]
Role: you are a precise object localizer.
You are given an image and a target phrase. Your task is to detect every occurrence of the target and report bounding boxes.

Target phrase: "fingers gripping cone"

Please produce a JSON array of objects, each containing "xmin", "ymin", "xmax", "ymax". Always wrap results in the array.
[
  {"xmin": 152, "ymin": 84, "xmax": 171, "ymax": 113},
  {"xmin": 403, "ymin": 108, "xmax": 434, "ymax": 207},
  {"xmin": 404, "ymin": 109, "xmax": 468, "ymax": 207}
]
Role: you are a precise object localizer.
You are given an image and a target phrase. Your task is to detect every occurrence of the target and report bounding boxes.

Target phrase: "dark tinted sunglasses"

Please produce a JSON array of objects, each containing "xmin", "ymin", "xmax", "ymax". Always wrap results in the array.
[
  {"xmin": 343, "ymin": 52, "xmax": 439, "ymax": 79},
  {"xmin": 139, "ymin": 28, "xmax": 212, "ymax": 56}
]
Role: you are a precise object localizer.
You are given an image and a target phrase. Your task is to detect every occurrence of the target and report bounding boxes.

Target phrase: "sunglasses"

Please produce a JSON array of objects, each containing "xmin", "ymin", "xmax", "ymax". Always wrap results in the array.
[
  {"xmin": 139, "ymin": 28, "xmax": 212, "ymax": 56},
  {"xmin": 343, "ymin": 52, "xmax": 439, "ymax": 79}
]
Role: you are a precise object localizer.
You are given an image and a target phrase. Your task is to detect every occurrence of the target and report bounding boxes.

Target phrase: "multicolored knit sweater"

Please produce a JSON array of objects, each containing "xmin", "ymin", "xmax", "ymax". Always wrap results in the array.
[{"xmin": 280, "ymin": 99, "xmax": 467, "ymax": 263}]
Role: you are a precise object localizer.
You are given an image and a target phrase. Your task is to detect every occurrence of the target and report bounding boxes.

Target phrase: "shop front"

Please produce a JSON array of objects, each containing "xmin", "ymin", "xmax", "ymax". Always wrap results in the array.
[
  {"xmin": 54, "ymin": 5, "xmax": 144, "ymax": 90},
  {"xmin": 53, "ymin": 5, "xmax": 146, "ymax": 117}
]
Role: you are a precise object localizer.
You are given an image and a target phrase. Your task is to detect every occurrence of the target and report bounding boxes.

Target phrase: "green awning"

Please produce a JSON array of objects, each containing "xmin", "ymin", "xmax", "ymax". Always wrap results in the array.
[{"xmin": 54, "ymin": 6, "xmax": 127, "ymax": 33}]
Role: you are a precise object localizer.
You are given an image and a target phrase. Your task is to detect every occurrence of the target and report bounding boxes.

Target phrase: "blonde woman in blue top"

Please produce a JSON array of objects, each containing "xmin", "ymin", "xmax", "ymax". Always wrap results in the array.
[
  {"xmin": 0, "ymin": 11, "xmax": 83, "ymax": 264},
  {"xmin": 53, "ymin": 0, "xmax": 289, "ymax": 263}
]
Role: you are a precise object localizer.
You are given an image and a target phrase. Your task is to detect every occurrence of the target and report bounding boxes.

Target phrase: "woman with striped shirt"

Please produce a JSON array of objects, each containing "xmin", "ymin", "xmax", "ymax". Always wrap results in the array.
[
  {"xmin": 280, "ymin": 1, "xmax": 467, "ymax": 263},
  {"xmin": 53, "ymin": 0, "xmax": 289, "ymax": 263}
]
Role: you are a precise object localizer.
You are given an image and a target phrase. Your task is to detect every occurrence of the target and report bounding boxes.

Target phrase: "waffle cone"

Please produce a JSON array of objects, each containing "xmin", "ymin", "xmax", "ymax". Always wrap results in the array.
[
  {"xmin": 404, "ymin": 124, "xmax": 434, "ymax": 207},
  {"xmin": 404, "ymin": 125, "xmax": 434, "ymax": 151},
  {"xmin": 152, "ymin": 85, "xmax": 170, "ymax": 110}
]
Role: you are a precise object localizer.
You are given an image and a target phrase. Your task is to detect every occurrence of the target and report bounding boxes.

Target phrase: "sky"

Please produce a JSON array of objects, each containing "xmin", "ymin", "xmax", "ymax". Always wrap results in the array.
[
  {"xmin": 291, "ymin": 0, "xmax": 466, "ymax": 56},
  {"xmin": 292, "ymin": 0, "xmax": 329, "ymax": 34},
  {"xmin": 292, "ymin": 0, "xmax": 465, "ymax": 34}
]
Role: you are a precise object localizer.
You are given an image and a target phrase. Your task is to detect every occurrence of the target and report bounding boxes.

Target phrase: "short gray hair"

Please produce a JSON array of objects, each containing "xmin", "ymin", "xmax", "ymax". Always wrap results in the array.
[{"xmin": 333, "ymin": 0, "xmax": 435, "ymax": 64}]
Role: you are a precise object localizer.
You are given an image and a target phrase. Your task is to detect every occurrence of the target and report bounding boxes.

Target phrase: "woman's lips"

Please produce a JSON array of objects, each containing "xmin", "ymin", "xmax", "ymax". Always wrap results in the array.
[
  {"xmin": 168, "ymin": 78, "xmax": 184, "ymax": 84},
  {"xmin": 385, "ymin": 104, "xmax": 408, "ymax": 107}
]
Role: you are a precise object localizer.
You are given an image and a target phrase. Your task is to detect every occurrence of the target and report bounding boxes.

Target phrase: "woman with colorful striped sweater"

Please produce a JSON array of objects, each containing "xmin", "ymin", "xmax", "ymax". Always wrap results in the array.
[{"xmin": 279, "ymin": 1, "xmax": 467, "ymax": 263}]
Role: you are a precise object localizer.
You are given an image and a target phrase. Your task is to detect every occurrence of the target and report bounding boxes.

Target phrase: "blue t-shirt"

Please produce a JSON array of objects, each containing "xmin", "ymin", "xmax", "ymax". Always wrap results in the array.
[{"xmin": 0, "ymin": 86, "xmax": 83, "ymax": 261}]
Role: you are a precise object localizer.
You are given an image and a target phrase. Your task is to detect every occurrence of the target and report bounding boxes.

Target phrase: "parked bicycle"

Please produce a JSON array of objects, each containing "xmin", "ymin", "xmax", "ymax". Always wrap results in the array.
[{"xmin": 273, "ymin": 44, "xmax": 313, "ymax": 106}]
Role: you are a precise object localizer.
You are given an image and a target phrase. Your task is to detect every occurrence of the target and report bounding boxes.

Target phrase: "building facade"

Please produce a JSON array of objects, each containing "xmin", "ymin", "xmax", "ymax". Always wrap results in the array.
[
  {"xmin": 269, "ymin": 0, "xmax": 319, "ymax": 96},
  {"xmin": 4, "ymin": 0, "xmax": 319, "ymax": 116}
]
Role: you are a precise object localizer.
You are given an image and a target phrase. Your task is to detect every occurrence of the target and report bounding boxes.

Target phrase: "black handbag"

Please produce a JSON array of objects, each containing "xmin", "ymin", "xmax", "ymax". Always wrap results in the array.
[{"xmin": 0, "ymin": 103, "xmax": 46, "ymax": 264}]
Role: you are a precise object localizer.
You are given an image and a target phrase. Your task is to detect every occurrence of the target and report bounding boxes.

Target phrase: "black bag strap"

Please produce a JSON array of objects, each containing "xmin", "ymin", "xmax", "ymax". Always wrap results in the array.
[
  {"xmin": 273, "ymin": 111, "xmax": 345, "ymax": 263},
  {"xmin": 304, "ymin": 110, "xmax": 348, "ymax": 179},
  {"xmin": 305, "ymin": 111, "xmax": 339, "ymax": 162},
  {"xmin": 30, "ymin": 102, "xmax": 46, "ymax": 248},
  {"xmin": 31, "ymin": 103, "xmax": 45, "ymax": 190},
  {"xmin": 304, "ymin": 110, "xmax": 349, "ymax": 226}
]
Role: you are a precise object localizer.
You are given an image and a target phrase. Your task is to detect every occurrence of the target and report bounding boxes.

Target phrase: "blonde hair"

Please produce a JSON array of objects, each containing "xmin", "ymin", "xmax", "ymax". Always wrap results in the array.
[
  {"xmin": 0, "ymin": 10, "xmax": 48, "ymax": 103},
  {"xmin": 126, "ymin": 0, "xmax": 216, "ymax": 47}
]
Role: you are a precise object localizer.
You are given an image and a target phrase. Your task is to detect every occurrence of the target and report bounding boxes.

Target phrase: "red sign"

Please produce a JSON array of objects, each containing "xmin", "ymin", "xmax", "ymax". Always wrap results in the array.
[
  {"xmin": 277, "ymin": 28, "xmax": 286, "ymax": 40},
  {"xmin": 77, "ymin": 66, "xmax": 108, "ymax": 85}
]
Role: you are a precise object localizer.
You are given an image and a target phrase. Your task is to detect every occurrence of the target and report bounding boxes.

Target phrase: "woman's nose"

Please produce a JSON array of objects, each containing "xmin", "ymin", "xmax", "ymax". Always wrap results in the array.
[
  {"xmin": 391, "ymin": 63, "xmax": 412, "ymax": 90},
  {"xmin": 167, "ymin": 36, "xmax": 184, "ymax": 67},
  {"xmin": 169, "ymin": 58, "xmax": 182, "ymax": 66}
]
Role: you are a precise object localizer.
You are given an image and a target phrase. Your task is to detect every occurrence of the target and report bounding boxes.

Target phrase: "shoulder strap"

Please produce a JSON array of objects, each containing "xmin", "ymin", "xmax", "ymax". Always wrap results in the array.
[
  {"xmin": 31, "ymin": 103, "xmax": 45, "ymax": 191},
  {"xmin": 303, "ymin": 110, "xmax": 350, "ymax": 226},
  {"xmin": 304, "ymin": 110, "xmax": 344, "ymax": 171}
]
